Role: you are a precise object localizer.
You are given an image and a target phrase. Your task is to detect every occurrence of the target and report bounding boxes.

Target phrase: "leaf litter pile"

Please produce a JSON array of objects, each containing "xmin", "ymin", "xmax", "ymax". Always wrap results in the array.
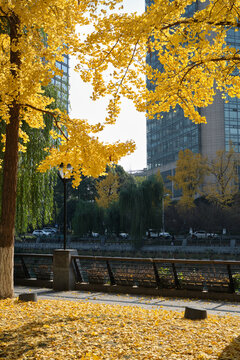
[{"xmin": 1, "ymin": 298, "xmax": 240, "ymax": 359}]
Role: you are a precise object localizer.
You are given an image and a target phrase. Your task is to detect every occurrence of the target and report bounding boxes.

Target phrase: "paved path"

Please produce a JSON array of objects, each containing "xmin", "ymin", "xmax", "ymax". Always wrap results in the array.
[{"xmin": 14, "ymin": 285, "xmax": 240, "ymax": 317}]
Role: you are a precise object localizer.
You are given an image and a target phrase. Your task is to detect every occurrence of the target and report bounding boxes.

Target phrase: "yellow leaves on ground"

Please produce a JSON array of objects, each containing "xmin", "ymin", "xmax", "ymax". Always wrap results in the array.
[{"xmin": 0, "ymin": 299, "xmax": 240, "ymax": 359}]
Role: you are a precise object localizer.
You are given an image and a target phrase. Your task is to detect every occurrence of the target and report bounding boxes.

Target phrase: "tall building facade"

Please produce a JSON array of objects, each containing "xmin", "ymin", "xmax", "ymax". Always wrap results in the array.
[
  {"xmin": 52, "ymin": 55, "xmax": 70, "ymax": 113},
  {"xmin": 146, "ymin": 1, "xmax": 240, "ymax": 196}
]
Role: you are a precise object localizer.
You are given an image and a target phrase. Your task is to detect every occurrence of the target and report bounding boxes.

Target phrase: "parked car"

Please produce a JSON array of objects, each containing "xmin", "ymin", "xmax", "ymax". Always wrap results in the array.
[
  {"xmin": 191, "ymin": 231, "xmax": 219, "ymax": 239},
  {"xmin": 191, "ymin": 231, "xmax": 208, "ymax": 239},
  {"xmin": 32, "ymin": 229, "xmax": 51, "ymax": 237},
  {"xmin": 207, "ymin": 232, "xmax": 219, "ymax": 239},
  {"xmin": 147, "ymin": 229, "xmax": 159, "ymax": 238},
  {"xmin": 91, "ymin": 232, "xmax": 99, "ymax": 238},
  {"xmin": 42, "ymin": 227, "xmax": 57, "ymax": 234},
  {"xmin": 146, "ymin": 230, "xmax": 171, "ymax": 239},
  {"xmin": 159, "ymin": 232, "xmax": 171, "ymax": 239},
  {"xmin": 119, "ymin": 233, "xmax": 129, "ymax": 239}
]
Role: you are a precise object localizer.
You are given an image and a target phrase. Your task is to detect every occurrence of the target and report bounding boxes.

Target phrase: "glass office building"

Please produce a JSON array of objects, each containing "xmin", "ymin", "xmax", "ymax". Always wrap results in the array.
[
  {"xmin": 52, "ymin": 55, "xmax": 70, "ymax": 113},
  {"xmin": 145, "ymin": 0, "xmax": 240, "ymax": 196},
  {"xmin": 224, "ymin": 29, "xmax": 240, "ymax": 153}
]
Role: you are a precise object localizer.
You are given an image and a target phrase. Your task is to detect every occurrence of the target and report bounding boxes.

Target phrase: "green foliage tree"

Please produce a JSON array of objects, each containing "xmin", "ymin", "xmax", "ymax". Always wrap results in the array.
[
  {"xmin": 119, "ymin": 172, "xmax": 164, "ymax": 248},
  {"xmin": 15, "ymin": 85, "xmax": 60, "ymax": 233},
  {"xmin": 104, "ymin": 201, "xmax": 121, "ymax": 236},
  {"xmin": 53, "ymin": 174, "xmax": 98, "ymax": 232},
  {"xmin": 0, "ymin": 85, "xmax": 59, "ymax": 234},
  {"xmin": 72, "ymin": 176, "xmax": 98, "ymax": 202},
  {"xmin": 72, "ymin": 200, "xmax": 104, "ymax": 236}
]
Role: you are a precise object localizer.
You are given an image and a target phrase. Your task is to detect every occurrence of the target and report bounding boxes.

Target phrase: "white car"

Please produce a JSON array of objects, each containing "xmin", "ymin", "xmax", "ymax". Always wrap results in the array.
[
  {"xmin": 147, "ymin": 230, "xmax": 159, "ymax": 238},
  {"xmin": 91, "ymin": 232, "xmax": 99, "ymax": 238},
  {"xmin": 119, "ymin": 233, "xmax": 128, "ymax": 239},
  {"xmin": 147, "ymin": 230, "xmax": 171, "ymax": 239},
  {"xmin": 191, "ymin": 231, "xmax": 208, "ymax": 239},
  {"xmin": 32, "ymin": 230, "xmax": 51, "ymax": 237},
  {"xmin": 192, "ymin": 231, "xmax": 218, "ymax": 239},
  {"xmin": 42, "ymin": 227, "xmax": 57, "ymax": 234},
  {"xmin": 159, "ymin": 232, "xmax": 171, "ymax": 239}
]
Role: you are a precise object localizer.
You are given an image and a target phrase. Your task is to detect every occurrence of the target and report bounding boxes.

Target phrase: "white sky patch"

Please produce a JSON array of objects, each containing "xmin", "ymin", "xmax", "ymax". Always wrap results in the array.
[{"xmin": 69, "ymin": 0, "xmax": 146, "ymax": 172}]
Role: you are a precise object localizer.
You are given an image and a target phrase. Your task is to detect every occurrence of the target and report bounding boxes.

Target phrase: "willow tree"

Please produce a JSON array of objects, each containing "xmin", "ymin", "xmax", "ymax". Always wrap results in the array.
[
  {"xmin": 0, "ymin": 87, "xmax": 61, "ymax": 233},
  {"xmin": 15, "ymin": 86, "xmax": 59, "ymax": 233},
  {"xmin": 0, "ymin": 1, "xmax": 135, "ymax": 299},
  {"xmin": 119, "ymin": 173, "xmax": 163, "ymax": 248}
]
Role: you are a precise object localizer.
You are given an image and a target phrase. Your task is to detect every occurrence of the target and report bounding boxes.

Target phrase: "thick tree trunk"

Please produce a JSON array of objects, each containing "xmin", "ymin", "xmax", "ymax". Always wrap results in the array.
[
  {"xmin": 0, "ymin": 106, "xmax": 20, "ymax": 298},
  {"xmin": 0, "ymin": 247, "xmax": 14, "ymax": 299},
  {"xmin": 0, "ymin": 14, "xmax": 20, "ymax": 298}
]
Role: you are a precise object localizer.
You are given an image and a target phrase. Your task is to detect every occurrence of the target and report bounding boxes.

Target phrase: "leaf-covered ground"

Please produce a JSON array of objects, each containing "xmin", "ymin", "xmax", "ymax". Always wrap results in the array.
[{"xmin": 0, "ymin": 298, "xmax": 240, "ymax": 359}]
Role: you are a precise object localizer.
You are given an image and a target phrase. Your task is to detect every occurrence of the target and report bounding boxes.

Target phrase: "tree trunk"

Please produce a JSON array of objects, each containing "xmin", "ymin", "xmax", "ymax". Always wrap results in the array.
[
  {"xmin": 0, "ymin": 247, "xmax": 14, "ymax": 299},
  {"xmin": 0, "ymin": 14, "xmax": 21, "ymax": 298}
]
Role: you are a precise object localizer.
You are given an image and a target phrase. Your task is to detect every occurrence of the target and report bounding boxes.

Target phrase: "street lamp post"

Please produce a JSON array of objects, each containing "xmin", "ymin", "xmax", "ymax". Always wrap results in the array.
[
  {"xmin": 162, "ymin": 193, "xmax": 169, "ymax": 233},
  {"xmin": 58, "ymin": 163, "xmax": 72, "ymax": 250},
  {"xmin": 162, "ymin": 196, "xmax": 165, "ymax": 233}
]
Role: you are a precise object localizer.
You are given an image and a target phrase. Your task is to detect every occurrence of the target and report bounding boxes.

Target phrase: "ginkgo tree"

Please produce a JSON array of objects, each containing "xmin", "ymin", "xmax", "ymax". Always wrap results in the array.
[
  {"xmin": 1, "ymin": 0, "xmax": 240, "ymax": 299},
  {"xmin": 169, "ymin": 149, "xmax": 208, "ymax": 209},
  {"xmin": 0, "ymin": 0, "xmax": 135, "ymax": 299},
  {"xmin": 79, "ymin": 0, "xmax": 240, "ymax": 125},
  {"xmin": 95, "ymin": 170, "xmax": 120, "ymax": 209},
  {"xmin": 205, "ymin": 146, "xmax": 240, "ymax": 207}
]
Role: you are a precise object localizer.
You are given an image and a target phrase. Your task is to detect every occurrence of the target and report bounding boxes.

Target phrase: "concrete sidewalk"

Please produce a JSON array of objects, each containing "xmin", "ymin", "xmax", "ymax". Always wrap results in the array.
[{"xmin": 14, "ymin": 285, "xmax": 240, "ymax": 317}]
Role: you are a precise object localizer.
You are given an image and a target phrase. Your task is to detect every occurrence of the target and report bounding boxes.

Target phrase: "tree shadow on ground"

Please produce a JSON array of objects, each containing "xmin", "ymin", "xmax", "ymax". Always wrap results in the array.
[
  {"xmin": 0, "ymin": 309, "xmax": 78, "ymax": 359},
  {"xmin": 218, "ymin": 335, "xmax": 240, "ymax": 359}
]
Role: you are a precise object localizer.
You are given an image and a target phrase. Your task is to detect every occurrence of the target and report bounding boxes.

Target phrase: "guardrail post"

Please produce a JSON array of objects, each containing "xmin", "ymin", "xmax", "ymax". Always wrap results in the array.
[
  {"xmin": 106, "ymin": 260, "xmax": 116, "ymax": 285},
  {"xmin": 20, "ymin": 256, "xmax": 31, "ymax": 278},
  {"xmin": 72, "ymin": 258, "xmax": 83, "ymax": 283},
  {"xmin": 227, "ymin": 264, "xmax": 235, "ymax": 293},
  {"xmin": 152, "ymin": 262, "xmax": 161, "ymax": 288},
  {"xmin": 53, "ymin": 249, "xmax": 78, "ymax": 291},
  {"xmin": 172, "ymin": 263, "xmax": 181, "ymax": 289}
]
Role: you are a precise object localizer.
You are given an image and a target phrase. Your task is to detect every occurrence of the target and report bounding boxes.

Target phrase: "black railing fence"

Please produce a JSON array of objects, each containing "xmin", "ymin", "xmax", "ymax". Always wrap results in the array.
[
  {"xmin": 14, "ymin": 253, "xmax": 240, "ymax": 294},
  {"xmin": 72, "ymin": 256, "xmax": 240, "ymax": 293},
  {"xmin": 14, "ymin": 253, "xmax": 53, "ymax": 280}
]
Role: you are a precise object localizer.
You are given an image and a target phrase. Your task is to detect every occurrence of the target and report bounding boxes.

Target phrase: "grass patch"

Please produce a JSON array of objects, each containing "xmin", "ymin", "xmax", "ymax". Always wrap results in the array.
[{"xmin": 0, "ymin": 298, "xmax": 240, "ymax": 359}]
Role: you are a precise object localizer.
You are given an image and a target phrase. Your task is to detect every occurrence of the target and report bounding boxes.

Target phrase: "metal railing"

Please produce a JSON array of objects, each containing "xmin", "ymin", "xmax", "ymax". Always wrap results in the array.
[
  {"xmin": 14, "ymin": 253, "xmax": 53, "ymax": 280},
  {"xmin": 71, "ymin": 255, "xmax": 240, "ymax": 294},
  {"xmin": 14, "ymin": 253, "xmax": 240, "ymax": 294}
]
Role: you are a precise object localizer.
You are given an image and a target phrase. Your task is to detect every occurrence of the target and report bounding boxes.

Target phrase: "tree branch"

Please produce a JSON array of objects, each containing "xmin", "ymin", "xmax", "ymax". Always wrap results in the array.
[{"xmin": 23, "ymin": 103, "xmax": 68, "ymax": 140}]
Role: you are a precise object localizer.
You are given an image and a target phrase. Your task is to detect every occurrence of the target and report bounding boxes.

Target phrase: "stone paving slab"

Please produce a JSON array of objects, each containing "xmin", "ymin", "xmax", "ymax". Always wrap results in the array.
[{"xmin": 14, "ymin": 285, "xmax": 240, "ymax": 317}]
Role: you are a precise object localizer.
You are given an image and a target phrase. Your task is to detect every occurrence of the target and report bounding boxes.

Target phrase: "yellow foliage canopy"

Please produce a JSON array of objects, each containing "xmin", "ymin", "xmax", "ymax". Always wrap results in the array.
[
  {"xmin": 78, "ymin": 0, "xmax": 240, "ymax": 124},
  {"xmin": 205, "ymin": 146, "xmax": 240, "ymax": 207},
  {"xmin": 170, "ymin": 149, "xmax": 208, "ymax": 208},
  {"xmin": 0, "ymin": 0, "xmax": 135, "ymax": 186},
  {"xmin": 95, "ymin": 171, "xmax": 120, "ymax": 208},
  {"xmin": 2, "ymin": 0, "xmax": 240, "ymax": 185}
]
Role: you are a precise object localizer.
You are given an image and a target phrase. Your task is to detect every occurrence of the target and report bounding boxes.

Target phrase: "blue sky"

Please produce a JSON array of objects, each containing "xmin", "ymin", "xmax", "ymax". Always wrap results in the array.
[{"xmin": 69, "ymin": 0, "xmax": 146, "ymax": 172}]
